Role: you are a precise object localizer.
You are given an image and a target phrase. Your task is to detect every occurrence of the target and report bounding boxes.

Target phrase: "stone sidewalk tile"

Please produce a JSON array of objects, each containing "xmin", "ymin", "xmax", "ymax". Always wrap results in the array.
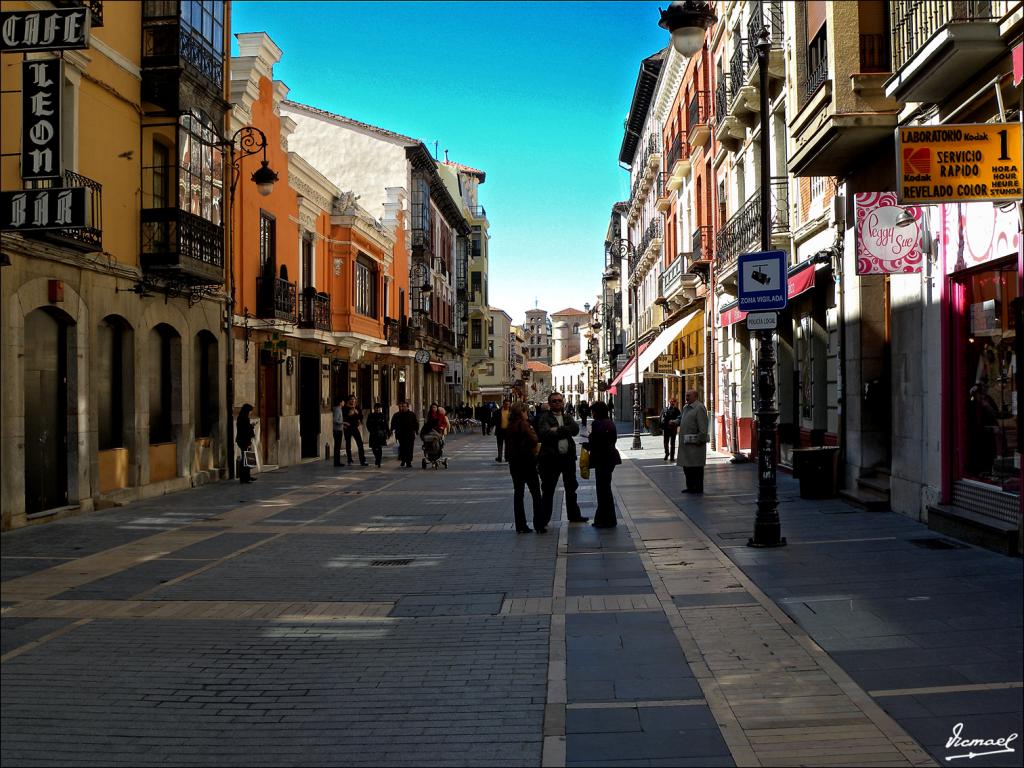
[{"xmin": 610, "ymin": 460, "xmax": 937, "ymax": 768}]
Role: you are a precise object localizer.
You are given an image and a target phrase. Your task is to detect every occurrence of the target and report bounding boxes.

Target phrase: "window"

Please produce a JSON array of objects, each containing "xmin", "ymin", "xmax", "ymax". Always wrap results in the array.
[
  {"xmin": 489, "ymin": 318, "xmax": 495, "ymax": 335},
  {"xmin": 471, "ymin": 271, "xmax": 481, "ymax": 299},
  {"xmin": 177, "ymin": 110, "xmax": 224, "ymax": 225},
  {"xmin": 152, "ymin": 141, "xmax": 169, "ymax": 209},
  {"xmin": 182, "ymin": 0, "xmax": 225, "ymax": 55},
  {"xmin": 355, "ymin": 253, "xmax": 377, "ymax": 317},
  {"xmin": 97, "ymin": 317, "xmax": 128, "ymax": 450},
  {"xmin": 301, "ymin": 233, "xmax": 314, "ymax": 290},
  {"xmin": 488, "ymin": 340, "xmax": 494, "ymax": 358},
  {"xmin": 472, "ymin": 319, "xmax": 482, "ymax": 349},
  {"xmin": 259, "ymin": 212, "xmax": 275, "ymax": 274}
]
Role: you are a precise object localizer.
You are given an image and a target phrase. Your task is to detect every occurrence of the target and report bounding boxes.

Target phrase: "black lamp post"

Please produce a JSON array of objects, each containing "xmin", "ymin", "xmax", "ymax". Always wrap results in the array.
[
  {"xmin": 660, "ymin": 1, "xmax": 783, "ymax": 546},
  {"xmin": 747, "ymin": 22, "xmax": 785, "ymax": 548},
  {"xmin": 224, "ymin": 125, "xmax": 278, "ymax": 479},
  {"xmin": 607, "ymin": 237, "xmax": 643, "ymax": 450}
]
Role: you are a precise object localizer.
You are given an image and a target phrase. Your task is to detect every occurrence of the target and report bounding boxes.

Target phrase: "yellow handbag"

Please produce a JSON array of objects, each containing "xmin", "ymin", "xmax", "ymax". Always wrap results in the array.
[{"xmin": 579, "ymin": 447, "xmax": 590, "ymax": 479}]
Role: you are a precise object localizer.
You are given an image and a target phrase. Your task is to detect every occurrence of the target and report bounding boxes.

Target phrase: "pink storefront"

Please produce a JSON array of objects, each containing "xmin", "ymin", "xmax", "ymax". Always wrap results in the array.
[{"xmin": 940, "ymin": 201, "xmax": 1022, "ymax": 526}]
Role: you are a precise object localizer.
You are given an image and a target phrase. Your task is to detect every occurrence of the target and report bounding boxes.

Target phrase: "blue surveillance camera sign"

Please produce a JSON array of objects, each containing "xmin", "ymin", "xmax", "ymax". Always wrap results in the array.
[{"xmin": 738, "ymin": 250, "xmax": 788, "ymax": 312}]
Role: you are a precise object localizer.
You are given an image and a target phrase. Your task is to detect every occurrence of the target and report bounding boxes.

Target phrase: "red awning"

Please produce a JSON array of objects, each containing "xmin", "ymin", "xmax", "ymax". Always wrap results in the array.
[
  {"xmin": 607, "ymin": 342, "xmax": 651, "ymax": 390},
  {"xmin": 428, "ymin": 361, "xmax": 446, "ymax": 373},
  {"xmin": 719, "ymin": 304, "xmax": 747, "ymax": 327},
  {"xmin": 788, "ymin": 263, "xmax": 817, "ymax": 300}
]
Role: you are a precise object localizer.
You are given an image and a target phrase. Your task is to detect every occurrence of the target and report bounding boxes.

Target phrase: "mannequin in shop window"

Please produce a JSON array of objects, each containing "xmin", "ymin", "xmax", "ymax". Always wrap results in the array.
[{"xmin": 967, "ymin": 381, "xmax": 1001, "ymax": 478}]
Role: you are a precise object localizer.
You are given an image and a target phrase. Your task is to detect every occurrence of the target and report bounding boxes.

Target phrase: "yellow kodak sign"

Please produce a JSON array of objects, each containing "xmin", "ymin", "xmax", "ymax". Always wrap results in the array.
[{"xmin": 897, "ymin": 123, "xmax": 1022, "ymax": 204}]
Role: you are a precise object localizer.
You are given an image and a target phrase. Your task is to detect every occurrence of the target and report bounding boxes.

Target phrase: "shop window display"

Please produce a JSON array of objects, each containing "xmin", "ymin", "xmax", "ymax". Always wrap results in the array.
[{"xmin": 961, "ymin": 262, "xmax": 1018, "ymax": 494}]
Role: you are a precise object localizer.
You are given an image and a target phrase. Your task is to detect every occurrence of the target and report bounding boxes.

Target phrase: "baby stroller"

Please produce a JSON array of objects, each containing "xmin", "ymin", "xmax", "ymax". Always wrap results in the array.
[{"xmin": 421, "ymin": 430, "xmax": 448, "ymax": 469}]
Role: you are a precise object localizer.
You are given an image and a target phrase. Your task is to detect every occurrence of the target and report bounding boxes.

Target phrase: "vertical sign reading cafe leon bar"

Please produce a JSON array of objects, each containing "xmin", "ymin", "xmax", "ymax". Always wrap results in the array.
[{"xmin": 21, "ymin": 58, "xmax": 62, "ymax": 181}]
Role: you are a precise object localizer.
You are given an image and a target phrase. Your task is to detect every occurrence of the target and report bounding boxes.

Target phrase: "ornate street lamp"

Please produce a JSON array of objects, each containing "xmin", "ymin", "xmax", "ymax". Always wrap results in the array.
[
  {"xmin": 224, "ymin": 125, "xmax": 279, "ymax": 479},
  {"xmin": 608, "ymin": 237, "xmax": 643, "ymax": 450},
  {"xmin": 658, "ymin": 0, "xmax": 717, "ymax": 57}
]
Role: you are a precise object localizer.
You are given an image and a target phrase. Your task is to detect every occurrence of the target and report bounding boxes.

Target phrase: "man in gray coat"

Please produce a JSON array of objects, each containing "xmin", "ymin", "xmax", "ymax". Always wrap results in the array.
[{"xmin": 678, "ymin": 389, "xmax": 709, "ymax": 493}]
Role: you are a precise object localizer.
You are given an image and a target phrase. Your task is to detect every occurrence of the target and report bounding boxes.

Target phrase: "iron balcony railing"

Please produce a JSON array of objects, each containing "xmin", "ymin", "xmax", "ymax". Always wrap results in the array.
[
  {"xmin": 665, "ymin": 133, "xmax": 684, "ymax": 170},
  {"xmin": 859, "ymin": 33, "xmax": 892, "ymax": 72},
  {"xmin": 659, "ymin": 256, "xmax": 686, "ymax": 298},
  {"xmin": 141, "ymin": 207, "xmax": 223, "ymax": 283},
  {"xmin": 747, "ymin": 0, "xmax": 783, "ymax": 52},
  {"xmin": 384, "ymin": 317, "xmax": 400, "ymax": 347},
  {"xmin": 890, "ymin": 1, "xmax": 1001, "ymax": 73},
  {"xmin": 805, "ymin": 45, "xmax": 829, "ymax": 98},
  {"xmin": 637, "ymin": 217, "xmax": 663, "ymax": 263},
  {"xmin": 54, "ymin": 0, "xmax": 104, "ymax": 26},
  {"xmin": 410, "ymin": 202, "xmax": 431, "ymax": 251},
  {"xmin": 468, "ymin": 204, "xmax": 486, "ymax": 219},
  {"xmin": 655, "ymin": 171, "xmax": 669, "ymax": 202},
  {"xmin": 256, "ymin": 275, "xmax": 297, "ymax": 322},
  {"xmin": 692, "ymin": 224, "xmax": 713, "ymax": 263},
  {"xmin": 25, "ymin": 169, "xmax": 103, "ymax": 252},
  {"xmin": 298, "ymin": 289, "xmax": 330, "ymax": 331},
  {"xmin": 714, "ymin": 177, "xmax": 789, "ymax": 275},
  {"xmin": 141, "ymin": 11, "xmax": 223, "ymax": 91},
  {"xmin": 715, "ymin": 78, "xmax": 731, "ymax": 126},
  {"xmin": 687, "ymin": 90, "xmax": 710, "ymax": 135},
  {"xmin": 730, "ymin": 42, "xmax": 748, "ymax": 102},
  {"xmin": 641, "ymin": 132, "xmax": 661, "ymax": 169}
]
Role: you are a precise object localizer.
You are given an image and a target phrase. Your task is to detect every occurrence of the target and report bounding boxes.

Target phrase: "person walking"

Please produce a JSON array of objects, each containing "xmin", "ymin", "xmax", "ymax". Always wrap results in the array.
[
  {"xmin": 331, "ymin": 398, "xmax": 346, "ymax": 467},
  {"xmin": 390, "ymin": 401, "xmax": 419, "ymax": 468},
  {"xmin": 586, "ymin": 401, "xmax": 620, "ymax": 528},
  {"xmin": 343, "ymin": 395, "xmax": 368, "ymax": 466},
  {"xmin": 422, "ymin": 403, "xmax": 443, "ymax": 436},
  {"xmin": 504, "ymin": 402, "xmax": 542, "ymax": 533},
  {"xmin": 366, "ymin": 403, "xmax": 389, "ymax": 468},
  {"xmin": 660, "ymin": 397, "xmax": 682, "ymax": 462},
  {"xmin": 577, "ymin": 400, "xmax": 590, "ymax": 428},
  {"xmin": 679, "ymin": 389, "xmax": 709, "ymax": 493},
  {"xmin": 491, "ymin": 397, "xmax": 512, "ymax": 462},
  {"xmin": 436, "ymin": 406, "xmax": 451, "ymax": 436},
  {"xmin": 536, "ymin": 391, "xmax": 588, "ymax": 532},
  {"xmin": 235, "ymin": 404, "xmax": 256, "ymax": 484}
]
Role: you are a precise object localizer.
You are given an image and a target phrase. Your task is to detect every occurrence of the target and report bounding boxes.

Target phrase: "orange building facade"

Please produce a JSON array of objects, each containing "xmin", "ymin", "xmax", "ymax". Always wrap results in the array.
[{"xmin": 229, "ymin": 33, "xmax": 410, "ymax": 469}]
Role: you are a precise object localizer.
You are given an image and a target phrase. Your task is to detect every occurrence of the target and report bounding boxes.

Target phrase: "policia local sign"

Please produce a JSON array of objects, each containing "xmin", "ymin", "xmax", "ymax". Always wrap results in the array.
[{"xmin": 897, "ymin": 123, "xmax": 1022, "ymax": 205}]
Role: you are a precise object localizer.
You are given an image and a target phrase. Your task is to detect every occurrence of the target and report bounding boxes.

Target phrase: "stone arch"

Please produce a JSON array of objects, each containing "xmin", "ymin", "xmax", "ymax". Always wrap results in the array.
[{"xmin": 3, "ymin": 278, "xmax": 90, "ymax": 528}]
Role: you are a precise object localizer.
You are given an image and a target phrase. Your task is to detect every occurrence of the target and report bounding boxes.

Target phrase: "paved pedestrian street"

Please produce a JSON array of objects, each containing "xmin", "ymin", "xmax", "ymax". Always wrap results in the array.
[{"xmin": 2, "ymin": 432, "xmax": 1021, "ymax": 767}]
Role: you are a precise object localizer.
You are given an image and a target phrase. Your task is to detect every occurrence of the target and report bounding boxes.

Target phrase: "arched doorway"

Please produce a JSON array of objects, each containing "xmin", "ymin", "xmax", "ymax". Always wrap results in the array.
[
  {"xmin": 24, "ymin": 307, "xmax": 73, "ymax": 513},
  {"xmin": 194, "ymin": 330, "xmax": 220, "ymax": 470},
  {"xmin": 149, "ymin": 323, "xmax": 181, "ymax": 482},
  {"xmin": 97, "ymin": 315, "xmax": 135, "ymax": 492}
]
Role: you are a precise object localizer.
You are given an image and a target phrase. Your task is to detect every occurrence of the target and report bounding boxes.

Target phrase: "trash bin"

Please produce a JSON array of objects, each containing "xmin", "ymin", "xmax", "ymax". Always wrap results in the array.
[
  {"xmin": 791, "ymin": 446, "xmax": 840, "ymax": 499},
  {"xmin": 645, "ymin": 416, "xmax": 662, "ymax": 436}
]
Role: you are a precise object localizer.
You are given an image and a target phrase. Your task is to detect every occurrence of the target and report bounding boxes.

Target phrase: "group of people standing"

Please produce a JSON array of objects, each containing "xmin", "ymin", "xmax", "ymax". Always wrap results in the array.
[{"xmin": 500, "ymin": 392, "xmax": 621, "ymax": 532}]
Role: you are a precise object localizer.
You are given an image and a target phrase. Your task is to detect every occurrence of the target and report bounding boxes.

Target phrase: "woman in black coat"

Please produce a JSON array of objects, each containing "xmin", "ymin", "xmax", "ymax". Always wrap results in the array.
[
  {"xmin": 586, "ymin": 401, "xmax": 619, "ymax": 528},
  {"xmin": 366, "ymin": 403, "xmax": 389, "ymax": 468},
  {"xmin": 236, "ymin": 403, "xmax": 256, "ymax": 484}
]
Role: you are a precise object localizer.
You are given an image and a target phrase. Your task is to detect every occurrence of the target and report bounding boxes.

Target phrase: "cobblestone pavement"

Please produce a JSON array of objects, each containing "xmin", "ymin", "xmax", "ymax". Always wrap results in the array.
[{"xmin": 1, "ymin": 431, "xmax": 1015, "ymax": 766}]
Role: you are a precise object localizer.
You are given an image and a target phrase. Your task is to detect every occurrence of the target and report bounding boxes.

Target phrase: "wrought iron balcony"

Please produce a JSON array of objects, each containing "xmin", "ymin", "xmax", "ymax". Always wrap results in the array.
[
  {"xmin": 714, "ymin": 79, "xmax": 730, "ymax": 126},
  {"xmin": 467, "ymin": 204, "xmax": 487, "ymax": 219},
  {"xmin": 890, "ymin": 0, "xmax": 1003, "ymax": 73},
  {"xmin": 692, "ymin": 224, "xmax": 713, "ymax": 263},
  {"xmin": 687, "ymin": 90, "xmax": 711, "ymax": 147},
  {"xmin": 54, "ymin": 0, "xmax": 104, "ymax": 26},
  {"xmin": 256, "ymin": 275, "xmax": 297, "ymax": 322},
  {"xmin": 729, "ymin": 42, "xmax": 748, "ymax": 107},
  {"xmin": 665, "ymin": 134, "xmax": 684, "ymax": 171},
  {"xmin": 805, "ymin": 46, "xmax": 829, "ymax": 99},
  {"xmin": 141, "ymin": 207, "xmax": 223, "ymax": 284},
  {"xmin": 747, "ymin": 1, "xmax": 783, "ymax": 52},
  {"xmin": 885, "ymin": 1, "xmax": 1005, "ymax": 102},
  {"xmin": 859, "ymin": 33, "xmax": 891, "ymax": 72},
  {"xmin": 637, "ymin": 217, "xmax": 663, "ymax": 262},
  {"xmin": 141, "ymin": 4, "xmax": 224, "ymax": 100},
  {"xmin": 298, "ymin": 289, "xmax": 330, "ymax": 331},
  {"xmin": 410, "ymin": 202, "xmax": 431, "ymax": 251},
  {"xmin": 25, "ymin": 170, "xmax": 103, "ymax": 253},
  {"xmin": 714, "ymin": 177, "xmax": 790, "ymax": 277},
  {"xmin": 384, "ymin": 317, "xmax": 400, "ymax": 347},
  {"xmin": 655, "ymin": 172, "xmax": 671, "ymax": 212}
]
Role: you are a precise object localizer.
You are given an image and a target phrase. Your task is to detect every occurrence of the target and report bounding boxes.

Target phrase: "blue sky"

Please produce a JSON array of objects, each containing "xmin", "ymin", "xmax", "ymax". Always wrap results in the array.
[{"xmin": 232, "ymin": 0, "xmax": 668, "ymax": 325}]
